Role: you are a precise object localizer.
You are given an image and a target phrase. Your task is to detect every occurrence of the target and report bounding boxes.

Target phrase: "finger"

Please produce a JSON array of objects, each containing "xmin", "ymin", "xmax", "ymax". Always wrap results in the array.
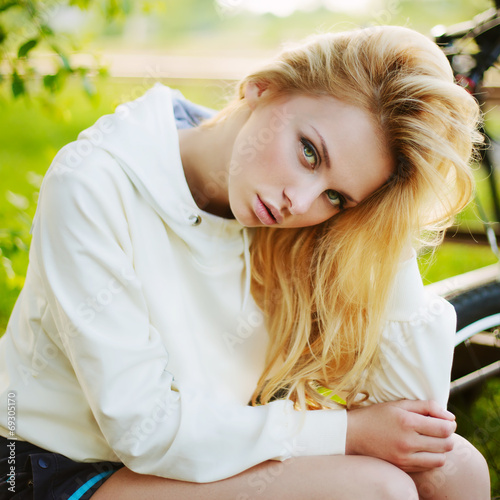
[
  {"xmin": 403, "ymin": 451, "xmax": 447, "ymax": 471},
  {"xmin": 401, "ymin": 466, "xmax": 433, "ymax": 473},
  {"xmin": 413, "ymin": 434, "xmax": 455, "ymax": 454},
  {"xmin": 401, "ymin": 464, "xmax": 442, "ymax": 474},
  {"xmin": 394, "ymin": 399, "xmax": 455, "ymax": 421},
  {"xmin": 413, "ymin": 413, "xmax": 457, "ymax": 438}
]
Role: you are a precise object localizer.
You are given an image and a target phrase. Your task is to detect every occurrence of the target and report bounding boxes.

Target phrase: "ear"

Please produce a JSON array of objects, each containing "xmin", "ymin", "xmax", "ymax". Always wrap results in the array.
[{"xmin": 244, "ymin": 81, "xmax": 268, "ymax": 110}]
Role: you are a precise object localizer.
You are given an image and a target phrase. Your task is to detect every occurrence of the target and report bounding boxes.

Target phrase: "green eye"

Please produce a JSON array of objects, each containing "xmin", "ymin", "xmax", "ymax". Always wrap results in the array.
[
  {"xmin": 326, "ymin": 190, "xmax": 343, "ymax": 208},
  {"xmin": 301, "ymin": 138, "xmax": 317, "ymax": 168}
]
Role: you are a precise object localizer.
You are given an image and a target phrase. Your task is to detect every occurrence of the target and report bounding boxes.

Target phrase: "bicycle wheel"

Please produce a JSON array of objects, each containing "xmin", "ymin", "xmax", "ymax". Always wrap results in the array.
[{"xmin": 448, "ymin": 280, "xmax": 500, "ymax": 397}]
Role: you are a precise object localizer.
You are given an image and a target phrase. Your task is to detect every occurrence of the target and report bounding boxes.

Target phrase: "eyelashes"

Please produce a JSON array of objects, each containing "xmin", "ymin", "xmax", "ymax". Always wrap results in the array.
[
  {"xmin": 326, "ymin": 190, "xmax": 345, "ymax": 209},
  {"xmin": 300, "ymin": 135, "xmax": 345, "ymax": 210},
  {"xmin": 300, "ymin": 137, "xmax": 319, "ymax": 169}
]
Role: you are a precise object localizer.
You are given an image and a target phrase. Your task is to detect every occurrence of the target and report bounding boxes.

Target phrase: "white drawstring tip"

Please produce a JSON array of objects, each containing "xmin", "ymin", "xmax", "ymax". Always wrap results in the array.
[{"xmin": 242, "ymin": 227, "xmax": 251, "ymax": 310}]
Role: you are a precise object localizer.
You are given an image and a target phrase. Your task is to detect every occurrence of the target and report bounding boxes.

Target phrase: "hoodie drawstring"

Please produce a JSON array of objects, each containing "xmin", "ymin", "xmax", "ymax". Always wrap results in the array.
[{"xmin": 242, "ymin": 227, "xmax": 251, "ymax": 311}]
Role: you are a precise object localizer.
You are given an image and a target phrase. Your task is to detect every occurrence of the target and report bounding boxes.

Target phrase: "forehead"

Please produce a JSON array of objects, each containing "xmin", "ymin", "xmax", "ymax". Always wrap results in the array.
[{"xmin": 279, "ymin": 93, "xmax": 382, "ymax": 150}]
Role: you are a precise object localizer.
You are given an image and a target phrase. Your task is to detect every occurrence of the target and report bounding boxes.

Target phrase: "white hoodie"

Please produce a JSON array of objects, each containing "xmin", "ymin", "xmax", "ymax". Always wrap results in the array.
[{"xmin": 0, "ymin": 84, "xmax": 457, "ymax": 482}]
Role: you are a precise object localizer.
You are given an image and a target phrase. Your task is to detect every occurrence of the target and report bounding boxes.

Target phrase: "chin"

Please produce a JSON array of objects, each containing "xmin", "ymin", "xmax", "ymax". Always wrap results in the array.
[
  {"xmin": 229, "ymin": 200, "xmax": 252, "ymax": 227},
  {"xmin": 237, "ymin": 216, "xmax": 257, "ymax": 228}
]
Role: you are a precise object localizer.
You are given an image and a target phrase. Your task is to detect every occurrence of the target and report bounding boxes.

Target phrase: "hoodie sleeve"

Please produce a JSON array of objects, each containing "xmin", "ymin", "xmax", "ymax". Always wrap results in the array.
[
  {"xmin": 360, "ymin": 253, "xmax": 457, "ymax": 409},
  {"xmin": 32, "ymin": 148, "xmax": 347, "ymax": 483}
]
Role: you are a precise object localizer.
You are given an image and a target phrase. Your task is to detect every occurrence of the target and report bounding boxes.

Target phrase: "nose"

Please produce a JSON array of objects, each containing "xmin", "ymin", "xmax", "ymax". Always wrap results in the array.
[{"xmin": 283, "ymin": 184, "xmax": 320, "ymax": 216}]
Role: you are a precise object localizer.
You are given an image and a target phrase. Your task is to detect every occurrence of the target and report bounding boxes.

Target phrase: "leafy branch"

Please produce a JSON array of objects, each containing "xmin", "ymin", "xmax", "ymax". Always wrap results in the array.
[{"xmin": 0, "ymin": 0, "xmax": 131, "ymax": 99}]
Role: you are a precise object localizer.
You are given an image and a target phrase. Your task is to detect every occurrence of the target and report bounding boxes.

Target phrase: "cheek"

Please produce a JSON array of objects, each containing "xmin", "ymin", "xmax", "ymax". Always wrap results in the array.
[
  {"xmin": 231, "ymin": 124, "xmax": 294, "ymax": 189},
  {"xmin": 229, "ymin": 138, "xmax": 254, "ymax": 178},
  {"xmin": 281, "ymin": 205, "xmax": 329, "ymax": 228},
  {"xmin": 301, "ymin": 202, "xmax": 337, "ymax": 227},
  {"xmin": 257, "ymin": 138, "xmax": 295, "ymax": 183}
]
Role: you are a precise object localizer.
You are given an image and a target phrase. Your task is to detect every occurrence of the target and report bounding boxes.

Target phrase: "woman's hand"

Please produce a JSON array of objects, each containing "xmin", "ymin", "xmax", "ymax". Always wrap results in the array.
[{"xmin": 345, "ymin": 399, "xmax": 456, "ymax": 472}]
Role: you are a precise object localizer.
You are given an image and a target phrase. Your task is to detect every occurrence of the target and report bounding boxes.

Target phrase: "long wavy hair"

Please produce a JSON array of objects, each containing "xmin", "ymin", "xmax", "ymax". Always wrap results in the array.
[{"xmin": 203, "ymin": 26, "xmax": 482, "ymax": 410}]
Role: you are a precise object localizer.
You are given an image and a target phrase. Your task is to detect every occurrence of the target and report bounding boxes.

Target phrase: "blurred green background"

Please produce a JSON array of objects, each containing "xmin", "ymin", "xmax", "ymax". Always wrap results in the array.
[{"xmin": 1, "ymin": 0, "xmax": 499, "ymax": 495}]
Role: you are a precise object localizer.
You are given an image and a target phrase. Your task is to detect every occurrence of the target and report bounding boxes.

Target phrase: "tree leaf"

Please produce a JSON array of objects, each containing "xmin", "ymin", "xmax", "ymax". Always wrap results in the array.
[
  {"xmin": 0, "ymin": 24, "xmax": 6, "ymax": 45},
  {"xmin": 43, "ymin": 73, "xmax": 58, "ymax": 93},
  {"xmin": 43, "ymin": 67, "xmax": 68, "ymax": 93},
  {"xmin": 40, "ymin": 24, "xmax": 54, "ymax": 36},
  {"xmin": 59, "ymin": 52, "xmax": 72, "ymax": 72},
  {"xmin": 18, "ymin": 39, "xmax": 38, "ymax": 58},
  {"xmin": 81, "ymin": 74, "xmax": 96, "ymax": 97},
  {"xmin": 69, "ymin": 0, "xmax": 92, "ymax": 9},
  {"xmin": 11, "ymin": 71, "xmax": 25, "ymax": 98},
  {"xmin": 97, "ymin": 66, "xmax": 109, "ymax": 78},
  {"xmin": 0, "ymin": 1, "xmax": 18, "ymax": 13}
]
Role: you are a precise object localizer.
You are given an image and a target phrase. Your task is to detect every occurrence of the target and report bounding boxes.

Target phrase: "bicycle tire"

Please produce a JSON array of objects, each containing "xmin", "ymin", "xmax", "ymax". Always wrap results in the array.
[{"xmin": 448, "ymin": 281, "xmax": 500, "ymax": 396}]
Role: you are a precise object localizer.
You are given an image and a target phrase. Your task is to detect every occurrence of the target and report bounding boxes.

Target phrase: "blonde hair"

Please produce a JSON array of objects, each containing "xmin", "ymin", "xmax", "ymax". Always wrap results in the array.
[{"xmin": 206, "ymin": 26, "xmax": 482, "ymax": 409}]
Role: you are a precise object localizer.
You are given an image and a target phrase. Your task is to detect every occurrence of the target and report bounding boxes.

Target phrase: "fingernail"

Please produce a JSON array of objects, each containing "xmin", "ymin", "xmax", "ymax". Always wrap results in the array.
[{"xmin": 445, "ymin": 409, "xmax": 455, "ymax": 419}]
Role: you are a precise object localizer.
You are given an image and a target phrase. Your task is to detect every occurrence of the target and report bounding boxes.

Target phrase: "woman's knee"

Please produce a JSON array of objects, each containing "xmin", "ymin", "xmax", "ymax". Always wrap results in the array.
[
  {"xmin": 92, "ymin": 455, "xmax": 419, "ymax": 500},
  {"xmin": 304, "ymin": 455, "xmax": 418, "ymax": 500},
  {"xmin": 410, "ymin": 434, "xmax": 490, "ymax": 500},
  {"xmin": 365, "ymin": 459, "xmax": 418, "ymax": 500},
  {"xmin": 249, "ymin": 455, "xmax": 418, "ymax": 500}
]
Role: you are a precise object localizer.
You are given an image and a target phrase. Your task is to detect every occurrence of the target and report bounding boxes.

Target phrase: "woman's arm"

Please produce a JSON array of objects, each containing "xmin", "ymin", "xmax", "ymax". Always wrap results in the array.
[
  {"xmin": 343, "ymin": 251, "xmax": 458, "ymax": 471},
  {"xmin": 346, "ymin": 399, "xmax": 456, "ymax": 472}
]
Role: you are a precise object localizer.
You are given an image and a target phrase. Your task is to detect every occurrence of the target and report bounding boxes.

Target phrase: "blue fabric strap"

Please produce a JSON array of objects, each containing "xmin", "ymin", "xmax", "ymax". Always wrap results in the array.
[{"xmin": 68, "ymin": 470, "xmax": 115, "ymax": 500}]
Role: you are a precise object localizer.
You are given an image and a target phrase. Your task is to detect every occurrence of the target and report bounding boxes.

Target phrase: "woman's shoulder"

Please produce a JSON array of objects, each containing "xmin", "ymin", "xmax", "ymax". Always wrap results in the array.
[
  {"xmin": 385, "ymin": 250, "xmax": 455, "ymax": 324},
  {"xmin": 42, "ymin": 84, "xmax": 181, "ymax": 200}
]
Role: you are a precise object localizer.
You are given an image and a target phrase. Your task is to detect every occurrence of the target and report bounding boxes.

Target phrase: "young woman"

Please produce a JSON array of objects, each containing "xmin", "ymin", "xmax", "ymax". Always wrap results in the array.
[{"xmin": 0, "ymin": 25, "xmax": 491, "ymax": 499}]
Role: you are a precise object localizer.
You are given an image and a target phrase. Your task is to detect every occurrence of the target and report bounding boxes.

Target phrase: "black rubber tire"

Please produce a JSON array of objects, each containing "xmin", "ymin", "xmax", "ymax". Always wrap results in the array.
[
  {"xmin": 450, "ymin": 281, "xmax": 500, "ymax": 333},
  {"xmin": 448, "ymin": 280, "xmax": 500, "ymax": 399}
]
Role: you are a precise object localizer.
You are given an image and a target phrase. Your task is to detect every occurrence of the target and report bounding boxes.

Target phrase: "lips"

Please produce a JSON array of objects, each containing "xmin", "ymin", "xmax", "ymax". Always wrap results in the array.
[
  {"xmin": 254, "ymin": 196, "xmax": 278, "ymax": 226},
  {"xmin": 265, "ymin": 200, "xmax": 283, "ymax": 224}
]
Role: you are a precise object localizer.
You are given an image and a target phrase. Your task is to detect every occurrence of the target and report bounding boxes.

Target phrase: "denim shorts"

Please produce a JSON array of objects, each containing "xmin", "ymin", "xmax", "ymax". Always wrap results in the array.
[{"xmin": 0, "ymin": 436, "xmax": 123, "ymax": 499}]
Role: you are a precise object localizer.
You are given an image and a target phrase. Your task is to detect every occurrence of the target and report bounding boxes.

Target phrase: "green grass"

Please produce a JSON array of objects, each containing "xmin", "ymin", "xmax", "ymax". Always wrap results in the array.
[
  {"xmin": 0, "ymin": 78, "xmax": 499, "ymax": 494},
  {"xmin": 449, "ymin": 378, "xmax": 500, "ymax": 496},
  {"xmin": 419, "ymin": 242, "xmax": 499, "ymax": 285},
  {"xmin": 479, "ymin": 383, "xmax": 500, "ymax": 497}
]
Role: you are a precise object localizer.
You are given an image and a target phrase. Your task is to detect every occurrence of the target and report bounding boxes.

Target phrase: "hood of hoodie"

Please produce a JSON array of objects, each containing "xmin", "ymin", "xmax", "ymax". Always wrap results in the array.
[{"xmin": 75, "ymin": 83, "xmax": 249, "ymax": 267}]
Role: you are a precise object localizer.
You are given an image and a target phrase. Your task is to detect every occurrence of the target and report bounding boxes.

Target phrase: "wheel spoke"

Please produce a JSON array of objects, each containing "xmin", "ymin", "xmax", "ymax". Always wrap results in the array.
[{"xmin": 450, "ymin": 361, "xmax": 500, "ymax": 395}]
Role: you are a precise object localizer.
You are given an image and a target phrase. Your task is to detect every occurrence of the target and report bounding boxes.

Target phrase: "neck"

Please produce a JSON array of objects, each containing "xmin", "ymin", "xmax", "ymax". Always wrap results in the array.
[{"xmin": 178, "ymin": 107, "xmax": 249, "ymax": 219}]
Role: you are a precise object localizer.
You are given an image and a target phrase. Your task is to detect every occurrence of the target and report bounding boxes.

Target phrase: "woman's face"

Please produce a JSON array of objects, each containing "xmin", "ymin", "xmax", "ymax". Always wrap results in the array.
[{"xmin": 227, "ymin": 83, "xmax": 394, "ymax": 228}]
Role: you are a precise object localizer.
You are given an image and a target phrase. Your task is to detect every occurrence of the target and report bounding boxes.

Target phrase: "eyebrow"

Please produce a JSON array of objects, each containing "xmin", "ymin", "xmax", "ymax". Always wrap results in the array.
[{"xmin": 311, "ymin": 126, "xmax": 360, "ymax": 205}]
